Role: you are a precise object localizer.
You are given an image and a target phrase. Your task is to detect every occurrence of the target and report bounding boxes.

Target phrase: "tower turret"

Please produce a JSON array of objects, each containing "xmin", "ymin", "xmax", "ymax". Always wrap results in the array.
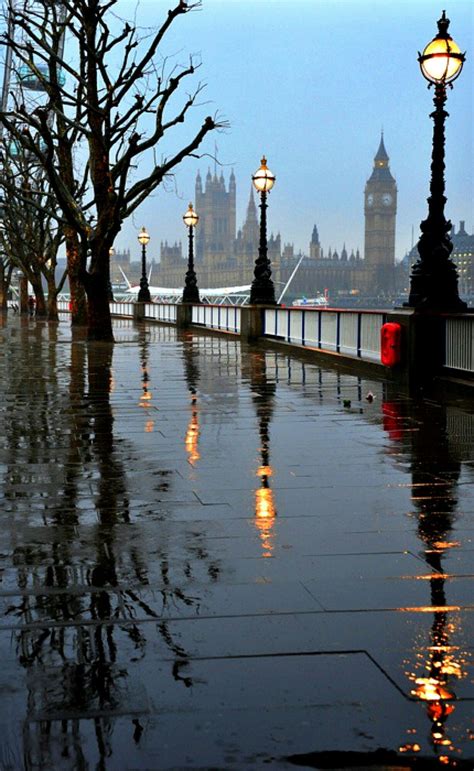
[
  {"xmin": 364, "ymin": 132, "xmax": 398, "ymax": 293},
  {"xmin": 309, "ymin": 224, "xmax": 321, "ymax": 259},
  {"xmin": 196, "ymin": 170, "xmax": 202, "ymax": 194}
]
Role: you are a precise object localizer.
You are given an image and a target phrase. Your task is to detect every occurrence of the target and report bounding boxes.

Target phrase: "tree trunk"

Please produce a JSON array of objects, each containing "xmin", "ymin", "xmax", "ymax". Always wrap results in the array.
[
  {"xmin": 65, "ymin": 229, "xmax": 87, "ymax": 326},
  {"xmin": 0, "ymin": 263, "xmax": 8, "ymax": 313},
  {"xmin": 20, "ymin": 276, "xmax": 29, "ymax": 315},
  {"xmin": 31, "ymin": 276, "xmax": 46, "ymax": 317},
  {"xmin": 47, "ymin": 275, "xmax": 59, "ymax": 321},
  {"xmin": 85, "ymin": 273, "xmax": 114, "ymax": 341}
]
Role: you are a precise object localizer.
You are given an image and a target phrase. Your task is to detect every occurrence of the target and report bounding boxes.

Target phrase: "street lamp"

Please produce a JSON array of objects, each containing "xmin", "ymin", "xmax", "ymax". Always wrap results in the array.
[
  {"xmin": 182, "ymin": 203, "xmax": 200, "ymax": 303},
  {"xmin": 137, "ymin": 226, "xmax": 151, "ymax": 303},
  {"xmin": 250, "ymin": 156, "xmax": 277, "ymax": 305},
  {"xmin": 405, "ymin": 11, "xmax": 467, "ymax": 312}
]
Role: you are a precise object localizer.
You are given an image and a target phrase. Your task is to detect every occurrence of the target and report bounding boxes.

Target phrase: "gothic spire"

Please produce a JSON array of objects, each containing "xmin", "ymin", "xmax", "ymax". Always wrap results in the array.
[
  {"xmin": 311, "ymin": 224, "xmax": 320, "ymax": 245},
  {"xmin": 374, "ymin": 131, "xmax": 389, "ymax": 164}
]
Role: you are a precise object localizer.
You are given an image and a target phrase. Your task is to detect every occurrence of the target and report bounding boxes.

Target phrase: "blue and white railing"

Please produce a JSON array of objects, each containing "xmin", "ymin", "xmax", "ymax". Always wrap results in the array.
[
  {"xmin": 55, "ymin": 298, "xmax": 474, "ymax": 376},
  {"xmin": 263, "ymin": 307, "xmax": 385, "ymax": 362},
  {"xmin": 192, "ymin": 304, "xmax": 241, "ymax": 334}
]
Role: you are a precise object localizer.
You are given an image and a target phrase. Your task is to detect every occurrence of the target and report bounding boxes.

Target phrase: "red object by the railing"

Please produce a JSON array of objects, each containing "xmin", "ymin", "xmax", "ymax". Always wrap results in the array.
[{"xmin": 381, "ymin": 322, "xmax": 402, "ymax": 367}]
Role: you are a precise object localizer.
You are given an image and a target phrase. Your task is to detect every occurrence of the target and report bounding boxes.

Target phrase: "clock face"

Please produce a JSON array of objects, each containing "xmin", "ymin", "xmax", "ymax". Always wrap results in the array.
[
  {"xmin": 382, "ymin": 193, "xmax": 393, "ymax": 206},
  {"xmin": 367, "ymin": 194, "xmax": 374, "ymax": 206}
]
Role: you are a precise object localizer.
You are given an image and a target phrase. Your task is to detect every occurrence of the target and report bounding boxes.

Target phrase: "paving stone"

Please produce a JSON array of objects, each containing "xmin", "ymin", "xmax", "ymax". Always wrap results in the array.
[{"xmin": 0, "ymin": 317, "xmax": 473, "ymax": 768}]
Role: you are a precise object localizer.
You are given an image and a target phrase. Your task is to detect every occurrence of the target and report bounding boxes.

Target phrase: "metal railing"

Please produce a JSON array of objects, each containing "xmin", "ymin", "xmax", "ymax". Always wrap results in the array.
[
  {"xmin": 445, "ymin": 317, "xmax": 474, "ymax": 372},
  {"xmin": 192, "ymin": 304, "xmax": 241, "ymax": 334},
  {"xmin": 263, "ymin": 307, "xmax": 385, "ymax": 362},
  {"xmin": 110, "ymin": 301, "xmax": 134, "ymax": 318},
  {"xmin": 36, "ymin": 298, "xmax": 474, "ymax": 378},
  {"xmin": 143, "ymin": 303, "xmax": 177, "ymax": 323}
]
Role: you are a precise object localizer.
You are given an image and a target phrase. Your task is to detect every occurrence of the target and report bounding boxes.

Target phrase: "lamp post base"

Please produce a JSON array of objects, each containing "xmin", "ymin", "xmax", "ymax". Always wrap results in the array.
[
  {"xmin": 137, "ymin": 275, "xmax": 151, "ymax": 303},
  {"xmin": 404, "ymin": 258, "xmax": 467, "ymax": 313},
  {"xmin": 181, "ymin": 286, "xmax": 200, "ymax": 304},
  {"xmin": 249, "ymin": 278, "xmax": 277, "ymax": 306}
]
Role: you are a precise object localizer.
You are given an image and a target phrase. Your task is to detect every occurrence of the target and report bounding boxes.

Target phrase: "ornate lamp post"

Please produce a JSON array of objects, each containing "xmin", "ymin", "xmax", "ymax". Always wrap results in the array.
[
  {"xmin": 137, "ymin": 226, "xmax": 151, "ymax": 303},
  {"xmin": 182, "ymin": 203, "xmax": 200, "ymax": 303},
  {"xmin": 250, "ymin": 156, "xmax": 277, "ymax": 305},
  {"xmin": 406, "ymin": 11, "xmax": 467, "ymax": 312}
]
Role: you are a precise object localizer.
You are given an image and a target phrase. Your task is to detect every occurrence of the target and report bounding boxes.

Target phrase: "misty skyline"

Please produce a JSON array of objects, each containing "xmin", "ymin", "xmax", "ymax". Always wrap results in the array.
[{"xmin": 111, "ymin": 2, "xmax": 473, "ymax": 263}]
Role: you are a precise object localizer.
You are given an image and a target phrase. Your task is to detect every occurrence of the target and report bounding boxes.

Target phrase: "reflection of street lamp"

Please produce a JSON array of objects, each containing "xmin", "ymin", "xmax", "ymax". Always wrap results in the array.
[
  {"xmin": 182, "ymin": 203, "xmax": 200, "ymax": 304},
  {"xmin": 405, "ymin": 11, "xmax": 466, "ymax": 312},
  {"xmin": 250, "ymin": 156, "xmax": 276, "ymax": 305},
  {"xmin": 137, "ymin": 227, "xmax": 151, "ymax": 303}
]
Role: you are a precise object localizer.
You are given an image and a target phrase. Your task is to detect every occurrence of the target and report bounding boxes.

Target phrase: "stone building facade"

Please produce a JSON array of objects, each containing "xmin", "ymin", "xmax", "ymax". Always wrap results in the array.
[
  {"xmin": 112, "ymin": 135, "xmax": 400, "ymax": 301},
  {"xmin": 403, "ymin": 221, "xmax": 474, "ymax": 301}
]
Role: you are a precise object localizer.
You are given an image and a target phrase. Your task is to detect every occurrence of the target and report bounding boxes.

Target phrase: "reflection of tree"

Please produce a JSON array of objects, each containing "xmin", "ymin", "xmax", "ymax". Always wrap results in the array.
[
  {"xmin": 242, "ymin": 348, "xmax": 277, "ymax": 558},
  {"xmin": 382, "ymin": 397, "xmax": 468, "ymax": 761},
  {"xmin": 7, "ymin": 336, "xmax": 137, "ymax": 766},
  {"xmin": 5, "ymin": 334, "xmax": 151, "ymax": 766},
  {"xmin": 3, "ymin": 324, "xmax": 227, "ymax": 765}
]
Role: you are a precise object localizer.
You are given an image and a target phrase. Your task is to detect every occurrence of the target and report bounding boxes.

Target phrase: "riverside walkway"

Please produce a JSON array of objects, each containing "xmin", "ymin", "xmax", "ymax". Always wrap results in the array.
[{"xmin": 0, "ymin": 315, "xmax": 473, "ymax": 770}]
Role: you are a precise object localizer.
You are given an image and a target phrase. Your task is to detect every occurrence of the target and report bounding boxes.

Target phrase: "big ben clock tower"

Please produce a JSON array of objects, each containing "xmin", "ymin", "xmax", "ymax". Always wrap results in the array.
[{"xmin": 364, "ymin": 133, "xmax": 397, "ymax": 293}]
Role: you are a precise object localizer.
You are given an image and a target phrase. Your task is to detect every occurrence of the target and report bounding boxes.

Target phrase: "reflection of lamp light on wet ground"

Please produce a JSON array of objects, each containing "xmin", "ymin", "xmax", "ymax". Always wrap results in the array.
[
  {"xmin": 255, "ymin": 464, "xmax": 276, "ymax": 558},
  {"xmin": 138, "ymin": 344, "xmax": 154, "ymax": 432},
  {"xmin": 185, "ymin": 393, "xmax": 200, "ymax": 465}
]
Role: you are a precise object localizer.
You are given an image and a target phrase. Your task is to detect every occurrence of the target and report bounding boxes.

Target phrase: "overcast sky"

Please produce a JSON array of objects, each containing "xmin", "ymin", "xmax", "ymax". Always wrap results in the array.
[
  {"xmin": 33, "ymin": 0, "xmax": 474, "ymax": 262},
  {"xmin": 117, "ymin": 0, "xmax": 473, "ymax": 263}
]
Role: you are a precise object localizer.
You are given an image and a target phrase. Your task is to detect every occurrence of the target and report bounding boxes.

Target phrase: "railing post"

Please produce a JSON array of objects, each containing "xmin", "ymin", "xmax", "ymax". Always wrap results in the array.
[
  {"xmin": 133, "ymin": 301, "xmax": 145, "ymax": 321},
  {"xmin": 357, "ymin": 313, "xmax": 362, "ymax": 358},
  {"xmin": 240, "ymin": 306, "xmax": 265, "ymax": 341},
  {"xmin": 176, "ymin": 303, "xmax": 192, "ymax": 329},
  {"xmin": 384, "ymin": 309, "xmax": 446, "ymax": 391}
]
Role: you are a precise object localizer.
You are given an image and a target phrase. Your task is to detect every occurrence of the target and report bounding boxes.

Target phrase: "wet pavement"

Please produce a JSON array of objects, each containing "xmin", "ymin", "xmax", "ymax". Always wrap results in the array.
[{"xmin": 0, "ymin": 315, "xmax": 473, "ymax": 770}]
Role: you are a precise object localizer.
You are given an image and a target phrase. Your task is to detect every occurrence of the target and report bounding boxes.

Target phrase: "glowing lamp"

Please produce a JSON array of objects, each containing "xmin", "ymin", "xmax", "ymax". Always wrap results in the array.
[
  {"xmin": 419, "ymin": 11, "xmax": 465, "ymax": 85},
  {"xmin": 183, "ymin": 202, "xmax": 199, "ymax": 228},
  {"xmin": 252, "ymin": 156, "xmax": 276, "ymax": 194},
  {"xmin": 137, "ymin": 226, "xmax": 150, "ymax": 246}
]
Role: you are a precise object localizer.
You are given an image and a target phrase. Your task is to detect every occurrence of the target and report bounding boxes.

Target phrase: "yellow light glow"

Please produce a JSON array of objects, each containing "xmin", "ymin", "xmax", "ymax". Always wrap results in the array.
[
  {"xmin": 428, "ymin": 702, "xmax": 455, "ymax": 721},
  {"xmin": 411, "ymin": 678, "xmax": 455, "ymax": 701},
  {"xmin": 185, "ymin": 410, "xmax": 200, "ymax": 465},
  {"xmin": 421, "ymin": 37, "xmax": 463, "ymax": 83},
  {"xmin": 183, "ymin": 202, "xmax": 199, "ymax": 228},
  {"xmin": 412, "ymin": 574, "xmax": 453, "ymax": 580},
  {"xmin": 137, "ymin": 226, "xmax": 150, "ymax": 246},
  {"xmin": 397, "ymin": 606, "xmax": 461, "ymax": 613},
  {"xmin": 439, "ymin": 658, "xmax": 465, "ymax": 678},
  {"xmin": 399, "ymin": 743, "xmax": 421, "ymax": 753},
  {"xmin": 431, "ymin": 541, "xmax": 460, "ymax": 550},
  {"xmin": 145, "ymin": 420, "xmax": 154, "ymax": 433},
  {"xmin": 252, "ymin": 156, "xmax": 276, "ymax": 193},
  {"xmin": 255, "ymin": 486, "xmax": 276, "ymax": 558}
]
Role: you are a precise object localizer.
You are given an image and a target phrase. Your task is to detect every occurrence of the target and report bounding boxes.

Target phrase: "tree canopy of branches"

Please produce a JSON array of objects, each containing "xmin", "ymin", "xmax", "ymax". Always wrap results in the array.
[
  {"xmin": 0, "ymin": 0, "xmax": 222, "ymax": 339},
  {"xmin": 0, "ymin": 139, "xmax": 67, "ymax": 318}
]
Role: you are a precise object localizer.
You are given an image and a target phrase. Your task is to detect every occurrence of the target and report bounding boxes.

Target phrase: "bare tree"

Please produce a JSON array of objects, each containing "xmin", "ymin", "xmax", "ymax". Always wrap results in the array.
[
  {"xmin": 0, "ymin": 139, "xmax": 67, "ymax": 318},
  {"xmin": 0, "ymin": 0, "xmax": 223, "ymax": 339},
  {"xmin": 0, "ymin": 252, "xmax": 14, "ymax": 313}
]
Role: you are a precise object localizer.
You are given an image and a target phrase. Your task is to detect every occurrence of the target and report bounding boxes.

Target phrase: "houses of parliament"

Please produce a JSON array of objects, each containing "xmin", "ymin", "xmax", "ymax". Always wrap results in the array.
[{"xmin": 111, "ymin": 135, "xmax": 472, "ymax": 301}]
